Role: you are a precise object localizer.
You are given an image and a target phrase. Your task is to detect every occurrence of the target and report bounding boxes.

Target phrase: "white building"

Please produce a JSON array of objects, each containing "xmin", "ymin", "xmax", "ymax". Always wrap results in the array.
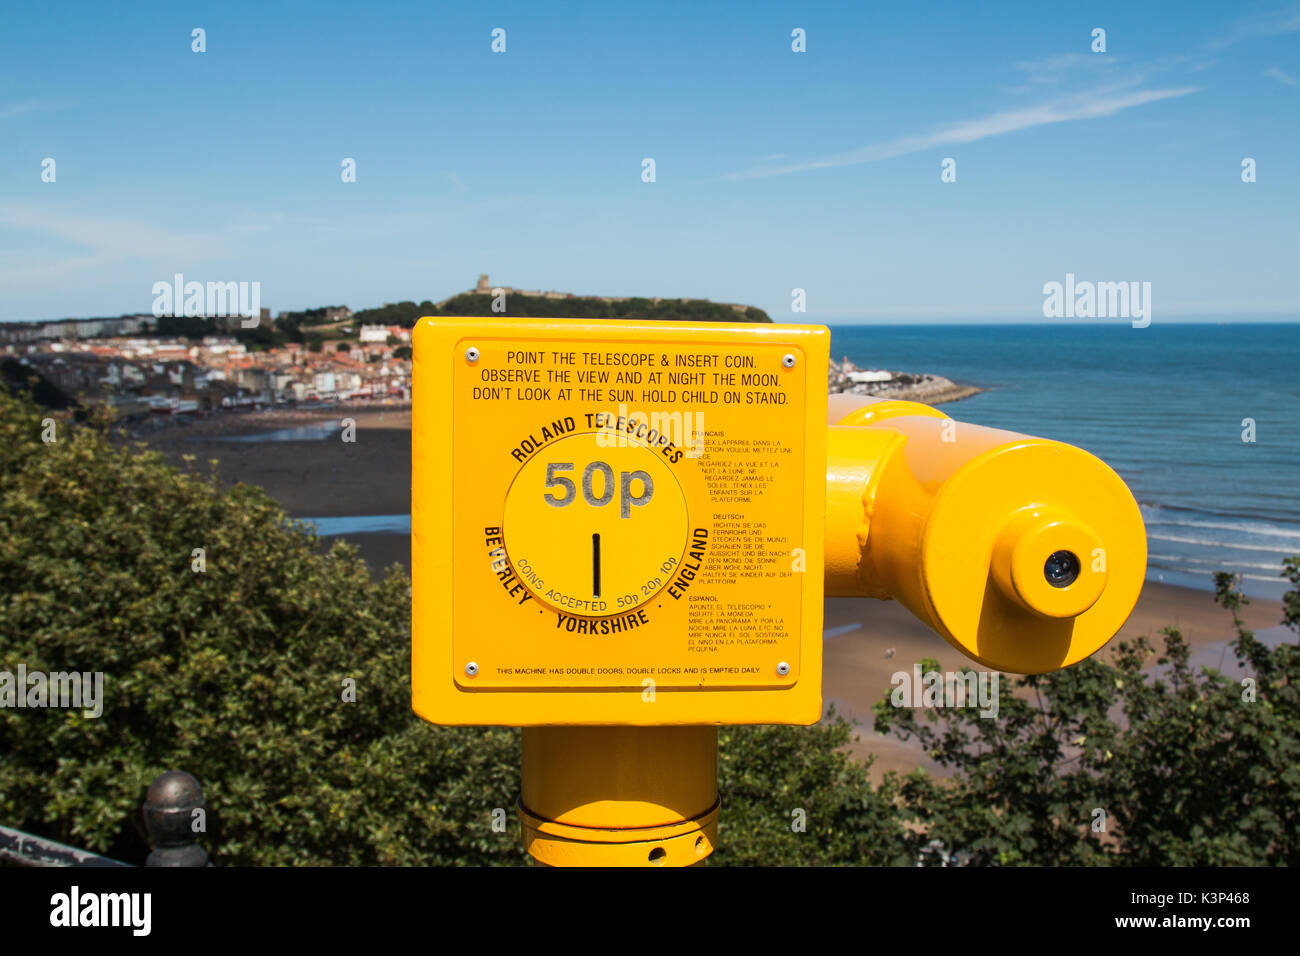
[{"xmin": 847, "ymin": 370, "xmax": 893, "ymax": 384}]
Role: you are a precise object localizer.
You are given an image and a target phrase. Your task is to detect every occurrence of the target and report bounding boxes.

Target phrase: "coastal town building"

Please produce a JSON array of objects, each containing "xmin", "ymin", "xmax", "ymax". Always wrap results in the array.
[
  {"xmin": 3, "ymin": 305, "xmax": 971, "ymax": 421},
  {"xmin": 0, "ymin": 314, "xmax": 155, "ymax": 345},
  {"xmin": 5, "ymin": 332, "xmax": 411, "ymax": 417}
]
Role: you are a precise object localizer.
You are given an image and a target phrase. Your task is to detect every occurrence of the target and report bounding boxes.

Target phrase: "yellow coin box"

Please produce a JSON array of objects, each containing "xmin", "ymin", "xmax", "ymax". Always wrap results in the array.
[{"xmin": 411, "ymin": 317, "xmax": 829, "ymax": 726}]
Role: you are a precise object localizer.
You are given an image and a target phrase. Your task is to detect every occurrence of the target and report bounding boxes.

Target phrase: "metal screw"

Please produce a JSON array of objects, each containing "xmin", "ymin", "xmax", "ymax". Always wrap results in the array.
[
  {"xmin": 465, "ymin": 662, "xmax": 479, "ymax": 676},
  {"xmin": 465, "ymin": 346, "xmax": 480, "ymax": 362},
  {"xmin": 776, "ymin": 661, "xmax": 790, "ymax": 676},
  {"xmin": 782, "ymin": 353, "xmax": 796, "ymax": 369}
]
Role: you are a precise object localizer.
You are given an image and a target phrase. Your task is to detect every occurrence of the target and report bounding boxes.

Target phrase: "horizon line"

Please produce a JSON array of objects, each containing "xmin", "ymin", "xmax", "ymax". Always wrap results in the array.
[{"xmin": 5, "ymin": 315, "xmax": 1299, "ymax": 329}]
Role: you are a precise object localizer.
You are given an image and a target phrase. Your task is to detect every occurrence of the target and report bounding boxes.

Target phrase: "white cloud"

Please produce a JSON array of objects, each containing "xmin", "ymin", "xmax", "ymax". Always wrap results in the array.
[
  {"xmin": 1208, "ymin": 5, "xmax": 1300, "ymax": 48},
  {"xmin": 1008, "ymin": 53, "xmax": 1126, "ymax": 91},
  {"xmin": 724, "ymin": 86, "xmax": 1199, "ymax": 180},
  {"xmin": 1264, "ymin": 65, "xmax": 1300, "ymax": 86},
  {"xmin": 0, "ymin": 101, "xmax": 50, "ymax": 120},
  {"xmin": 0, "ymin": 204, "xmax": 225, "ymax": 259},
  {"xmin": 0, "ymin": 206, "xmax": 231, "ymax": 288}
]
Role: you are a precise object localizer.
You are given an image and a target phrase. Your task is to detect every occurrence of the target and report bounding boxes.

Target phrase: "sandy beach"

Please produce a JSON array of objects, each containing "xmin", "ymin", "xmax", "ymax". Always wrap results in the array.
[
  {"xmin": 139, "ymin": 408, "xmax": 1293, "ymax": 779},
  {"xmin": 137, "ymin": 407, "xmax": 414, "ymax": 516}
]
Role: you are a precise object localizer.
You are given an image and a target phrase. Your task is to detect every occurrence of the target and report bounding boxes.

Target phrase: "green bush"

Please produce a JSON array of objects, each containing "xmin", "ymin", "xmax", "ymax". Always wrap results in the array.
[
  {"xmin": 875, "ymin": 566, "xmax": 1300, "ymax": 866},
  {"xmin": 716, "ymin": 718, "xmax": 908, "ymax": 866},
  {"xmin": 0, "ymin": 386, "xmax": 522, "ymax": 865},
  {"xmin": 422, "ymin": 294, "xmax": 771, "ymax": 324}
]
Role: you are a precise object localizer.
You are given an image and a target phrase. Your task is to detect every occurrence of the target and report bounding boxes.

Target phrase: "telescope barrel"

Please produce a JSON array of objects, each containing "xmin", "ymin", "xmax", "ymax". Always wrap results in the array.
[{"xmin": 826, "ymin": 397, "xmax": 1147, "ymax": 674}]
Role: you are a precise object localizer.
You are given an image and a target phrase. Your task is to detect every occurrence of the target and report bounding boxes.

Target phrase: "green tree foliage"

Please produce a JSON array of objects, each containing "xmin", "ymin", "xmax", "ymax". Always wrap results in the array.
[
  {"xmin": 716, "ymin": 717, "xmax": 908, "ymax": 866},
  {"xmin": 350, "ymin": 301, "xmax": 428, "ymax": 328},
  {"xmin": 154, "ymin": 315, "xmax": 215, "ymax": 341},
  {"xmin": 0, "ymin": 386, "xmax": 523, "ymax": 865},
  {"xmin": 276, "ymin": 307, "xmax": 349, "ymax": 329},
  {"xmin": 351, "ymin": 295, "xmax": 771, "ymax": 328},
  {"xmin": 158, "ymin": 307, "xmax": 353, "ymax": 352},
  {"xmin": 1281, "ymin": 558, "xmax": 1300, "ymax": 635},
  {"xmin": 237, "ymin": 320, "xmax": 289, "ymax": 351},
  {"xmin": 874, "ymin": 568, "xmax": 1300, "ymax": 865},
  {"xmin": 436, "ymin": 293, "xmax": 771, "ymax": 324}
]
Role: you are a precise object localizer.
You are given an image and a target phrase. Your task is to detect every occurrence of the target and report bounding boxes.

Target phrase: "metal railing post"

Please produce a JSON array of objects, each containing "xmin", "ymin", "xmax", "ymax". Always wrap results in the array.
[{"xmin": 142, "ymin": 770, "xmax": 210, "ymax": 867}]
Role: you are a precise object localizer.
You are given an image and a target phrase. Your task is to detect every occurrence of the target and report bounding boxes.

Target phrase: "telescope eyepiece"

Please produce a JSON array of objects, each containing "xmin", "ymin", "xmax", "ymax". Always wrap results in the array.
[{"xmin": 1044, "ymin": 550, "xmax": 1081, "ymax": 588}]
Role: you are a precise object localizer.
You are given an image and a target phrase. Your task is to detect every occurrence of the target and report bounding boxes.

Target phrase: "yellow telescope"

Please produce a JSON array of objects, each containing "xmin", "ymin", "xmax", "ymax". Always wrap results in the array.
[
  {"xmin": 411, "ymin": 317, "xmax": 1148, "ymax": 865},
  {"xmin": 826, "ymin": 394, "xmax": 1146, "ymax": 674}
]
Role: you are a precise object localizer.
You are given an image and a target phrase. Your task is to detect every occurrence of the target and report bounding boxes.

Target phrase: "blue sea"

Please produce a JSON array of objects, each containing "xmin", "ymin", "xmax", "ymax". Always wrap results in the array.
[{"xmin": 829, "ymin": 323, "xmax": 1300, "ymax": 599}]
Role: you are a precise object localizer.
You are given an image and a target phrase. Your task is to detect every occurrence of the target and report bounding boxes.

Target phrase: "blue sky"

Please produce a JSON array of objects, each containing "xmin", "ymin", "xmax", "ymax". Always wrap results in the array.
[{"xmin": 1, "ymin": 1, "xmax": 1297, "ymax": 323}]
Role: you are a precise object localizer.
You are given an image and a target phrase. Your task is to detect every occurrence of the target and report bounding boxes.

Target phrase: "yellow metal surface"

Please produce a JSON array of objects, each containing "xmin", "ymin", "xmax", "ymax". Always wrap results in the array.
[
  {"xmin": 990, "ymin": 504, "xmax": 1106, "ymax": 619},
  {"xmin": 828, "ymin": 394, "xmax": 949, "ymax": 427},
  {"xmin": 521, "ymin": 725, "xmax": 717, "ymax": 826},
  {"xmin": 502, "ymin": 432, "xmax": 689, "ymax": 618},
  {"xmin": 519, "ymin": 725, "xmax": 718, "ymax": 866},
  {"xmin": 519, "ymin": 800, "xmax": 719, "ymax": 867},
  {"xmin": 412, "ymin": 317, "xmax": 829, "ymax": 726},
  {"xmin": 825, "ymin": 425, "xmax": 904, "ymax": 599},
  {"xmin": 826, "ymin": 397, "xmax": 1146, "ymax": 673}
]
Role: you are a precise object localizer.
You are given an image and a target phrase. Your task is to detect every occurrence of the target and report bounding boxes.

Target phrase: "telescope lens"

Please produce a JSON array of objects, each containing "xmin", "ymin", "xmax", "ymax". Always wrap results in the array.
[{"xmin": 1044, "ymin": 550, "xmax": 1081, "ymax": 588}]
